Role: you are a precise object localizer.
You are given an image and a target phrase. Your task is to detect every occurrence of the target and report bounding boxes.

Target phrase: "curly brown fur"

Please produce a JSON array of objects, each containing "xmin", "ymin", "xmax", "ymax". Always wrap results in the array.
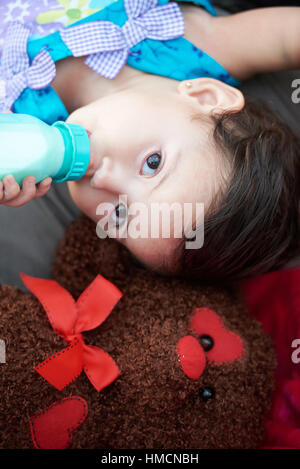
[{"xmin": 0, "ymin": 215, "xmax": 276, "ymax": 449}]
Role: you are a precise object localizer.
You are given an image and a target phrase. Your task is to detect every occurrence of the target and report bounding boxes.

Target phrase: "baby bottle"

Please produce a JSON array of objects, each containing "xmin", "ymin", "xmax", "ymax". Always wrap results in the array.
[{"xmin": 0, "ymin": 113, "xmax": 90, "ymax": 186}]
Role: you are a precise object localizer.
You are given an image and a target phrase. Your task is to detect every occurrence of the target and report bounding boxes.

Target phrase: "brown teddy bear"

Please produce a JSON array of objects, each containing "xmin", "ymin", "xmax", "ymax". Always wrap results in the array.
[{"xmin": 0, "ymin": 214, "xmax": 276, "ymax": 449}]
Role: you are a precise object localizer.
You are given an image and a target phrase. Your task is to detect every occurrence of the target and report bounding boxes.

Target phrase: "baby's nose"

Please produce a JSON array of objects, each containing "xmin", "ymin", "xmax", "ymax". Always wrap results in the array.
[
  {"xmin": 90, "ymin": 156, "xmax": 124, "ymax": 193},
  {"xmin": 90, "ymin": 156, "xmax": 111, "ymax": 185}
]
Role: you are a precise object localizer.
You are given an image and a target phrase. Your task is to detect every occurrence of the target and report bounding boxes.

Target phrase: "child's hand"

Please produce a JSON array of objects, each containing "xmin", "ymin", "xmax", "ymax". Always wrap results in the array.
[{"xmin": 0, "ymin": 175, "xmax": 52, "ymax": 207}]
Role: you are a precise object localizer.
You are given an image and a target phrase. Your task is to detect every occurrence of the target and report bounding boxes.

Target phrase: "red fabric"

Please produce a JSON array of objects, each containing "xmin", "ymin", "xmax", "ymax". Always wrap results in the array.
[
  {"xmin": 177, "ymin": 335, "xmax": 206, "ymax": 379},
  {"xmin": 20, "ymin": 272, "xmax": 123, "ymax": 392},
  {"xmin": 30, "ymin": 396, "xmax": 88, "ymax": 449},
  {"xmin": 241, "ymin": 266, "xmax": 300, "ymax": 449},
  {"xmin": 190, "ymin": 307, "xmax": 244, "ymax": 364},
  {"xmin": 177, "ymin": 307, "xmax": 245, "ymax": 379}
]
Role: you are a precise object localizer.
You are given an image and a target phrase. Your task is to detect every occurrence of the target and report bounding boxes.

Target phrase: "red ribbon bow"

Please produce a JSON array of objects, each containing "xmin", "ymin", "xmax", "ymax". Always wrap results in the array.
[{"xmin": 20, "ymin": 272, "xmax": 123, "ymax": 392}]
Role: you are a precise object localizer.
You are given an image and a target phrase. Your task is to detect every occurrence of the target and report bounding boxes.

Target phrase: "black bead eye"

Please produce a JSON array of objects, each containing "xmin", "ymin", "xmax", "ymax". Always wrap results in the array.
[
  {"xmin": 200, "ymin": 387, "xmax": 215, "ymax": 402},
  {"xmin": 199, "ymin": 334, "xmax": 214, "ymax": 351}
]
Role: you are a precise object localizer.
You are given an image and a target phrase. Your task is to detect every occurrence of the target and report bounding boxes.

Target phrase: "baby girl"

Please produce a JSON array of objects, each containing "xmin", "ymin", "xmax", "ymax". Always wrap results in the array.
[{"xmin": 0, "ymin": 0, "xmax": 300, "ymax": 283}]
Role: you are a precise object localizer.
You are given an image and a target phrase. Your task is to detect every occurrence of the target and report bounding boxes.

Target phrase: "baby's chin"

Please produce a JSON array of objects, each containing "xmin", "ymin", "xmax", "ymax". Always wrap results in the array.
[{"xmin": 66, "ymin": 180, "xmax": 94, "ymax": 219}]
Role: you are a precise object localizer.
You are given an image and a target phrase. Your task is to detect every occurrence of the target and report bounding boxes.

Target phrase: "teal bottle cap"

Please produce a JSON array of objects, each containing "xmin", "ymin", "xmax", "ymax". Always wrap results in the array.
[{"xmin": 52, "ymin": 121, "xmax": 90, "ymax": 183}]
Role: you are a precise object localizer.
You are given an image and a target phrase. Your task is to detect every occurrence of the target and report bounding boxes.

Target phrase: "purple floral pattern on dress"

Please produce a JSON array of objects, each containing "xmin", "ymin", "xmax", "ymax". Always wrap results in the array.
[{"xmin": 0, "ymin": 0, "xmax": 114, "ymax": 48}]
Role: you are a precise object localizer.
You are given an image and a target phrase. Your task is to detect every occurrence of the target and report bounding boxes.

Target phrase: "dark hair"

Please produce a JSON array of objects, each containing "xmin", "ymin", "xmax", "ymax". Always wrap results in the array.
[{"xmin": 176, "ymin": 99, "xmax": 300, "ymax": 286}]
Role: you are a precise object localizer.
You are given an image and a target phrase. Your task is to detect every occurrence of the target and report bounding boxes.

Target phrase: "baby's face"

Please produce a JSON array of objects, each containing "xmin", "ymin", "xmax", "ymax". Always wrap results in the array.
[{"xmin": 66, "ymin": 84, "xmax": 223, "ymax": 272}]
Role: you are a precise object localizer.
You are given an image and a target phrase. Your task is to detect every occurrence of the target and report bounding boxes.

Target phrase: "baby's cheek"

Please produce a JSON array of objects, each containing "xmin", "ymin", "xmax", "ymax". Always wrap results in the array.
[
  {"xmin": 125, "ymin": 236, "xmax": 177, "ymax": 273},
  {"xmin": 67, "ymin": 180, "xmax": 99, "ymax": 222}
]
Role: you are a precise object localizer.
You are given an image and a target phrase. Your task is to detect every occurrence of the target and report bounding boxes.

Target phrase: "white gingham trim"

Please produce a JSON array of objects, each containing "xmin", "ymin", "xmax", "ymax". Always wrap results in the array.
[{"xmin": 60, "ymin": 0, "xmax": 184, "ymax": 79}]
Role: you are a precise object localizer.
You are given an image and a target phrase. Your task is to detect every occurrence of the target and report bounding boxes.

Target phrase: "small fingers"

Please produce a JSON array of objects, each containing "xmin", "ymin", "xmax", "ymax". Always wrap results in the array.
[
  {"xmin": 0, "ymin": 175, "xmax": 52, "ymax": 207},
  {"xmin": 0, "ymin": 175, "xmax": 36, "ymax": 207},
  {"xmin": 35, "ymin": 177, "xmax": 52, "ymax": 198},
  {"xmin": 0, "ymin": 175, "xmax": 21, "ymax": 202}
]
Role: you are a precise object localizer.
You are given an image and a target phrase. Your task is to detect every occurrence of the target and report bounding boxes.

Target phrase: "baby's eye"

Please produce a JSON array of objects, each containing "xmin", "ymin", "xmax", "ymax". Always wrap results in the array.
[
  {"xmin": 140, "ymin": 152, "xmax": 162, "ymax": 176},
  {"xmin": 111, "ymin": 203, "xmax": 127, "ymax": 227}
]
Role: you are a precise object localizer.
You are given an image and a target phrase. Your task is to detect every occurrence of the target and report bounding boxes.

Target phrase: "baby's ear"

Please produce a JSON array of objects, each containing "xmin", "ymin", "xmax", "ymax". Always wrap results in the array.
[{"xmin": 177, "ymin": 77, "xmax": 244, "ymax": 115}]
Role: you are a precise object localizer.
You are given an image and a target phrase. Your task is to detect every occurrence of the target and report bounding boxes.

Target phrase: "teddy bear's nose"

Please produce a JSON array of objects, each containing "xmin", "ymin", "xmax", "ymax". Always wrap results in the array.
[{"xmin": 177, "ymin": 335, "xmax": 206, "ymax": 379}]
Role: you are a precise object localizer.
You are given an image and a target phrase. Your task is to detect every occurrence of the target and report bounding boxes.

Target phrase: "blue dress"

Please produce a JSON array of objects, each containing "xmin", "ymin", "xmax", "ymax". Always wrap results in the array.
[{"xmin": 9, "ymin": 0, "xmax": 240, "ymax": 124}]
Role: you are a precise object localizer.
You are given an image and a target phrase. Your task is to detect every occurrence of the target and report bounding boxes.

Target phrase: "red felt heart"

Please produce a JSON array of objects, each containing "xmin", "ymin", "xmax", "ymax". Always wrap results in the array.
[
  {"xmin": 29, "ymin": 396, "xmax": 88, "ymax": 449},
  {"xmin": 190, "ymin": 307, "xmax": 244, "ymax": 365},
  {"xmin": 177, "ymin": 335, "xmax": 206, "ymax": 379}
]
